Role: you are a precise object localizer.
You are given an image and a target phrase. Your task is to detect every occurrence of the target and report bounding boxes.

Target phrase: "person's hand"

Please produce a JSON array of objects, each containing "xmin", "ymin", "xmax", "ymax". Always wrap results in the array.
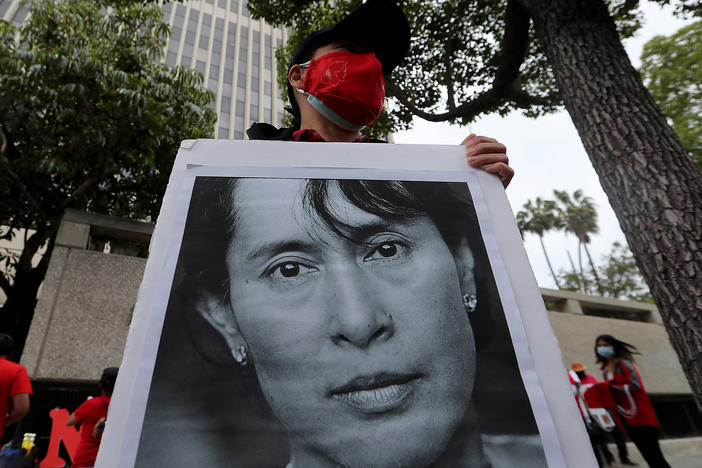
[
  {"xmin": 93, "ymin": 417, "xmax": 106, "ymax": 438},
  {"xmin": 461, "ymin": 134, "xmax": 514, "ymax": 188}
]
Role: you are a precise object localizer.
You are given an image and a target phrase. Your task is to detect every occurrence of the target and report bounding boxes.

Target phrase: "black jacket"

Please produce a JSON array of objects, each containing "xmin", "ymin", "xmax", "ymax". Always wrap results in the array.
[
  {"xmin": 246, "ymin": 122, "xmax": 387, "ymax": 143},
  {"xmin": 246, "ymin": 122, "xmax": 296, "ymax": 141}
]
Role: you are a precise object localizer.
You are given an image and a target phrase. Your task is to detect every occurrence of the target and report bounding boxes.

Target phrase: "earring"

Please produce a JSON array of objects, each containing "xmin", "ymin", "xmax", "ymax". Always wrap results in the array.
[
  {"xmin": 462, "ymin": 293, "xmax": 478, "ymax": 313},
  {"xmin": 233, "ymin": 345, "xmax": 249, "ymax": 366}
]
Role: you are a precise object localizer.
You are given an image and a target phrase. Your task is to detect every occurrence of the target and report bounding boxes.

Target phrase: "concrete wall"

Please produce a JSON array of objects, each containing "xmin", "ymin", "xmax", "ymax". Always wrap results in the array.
[
  {"xmin": 21, "ymin": 210, "xmax": 150, "ymax": 382},
  {"xmin": 20, "ymin": 212, "xmax": 693, "ymax": 400},
  {"xmin": 549, "ymin": 311, "xmax": 691, "ymax": 395}
]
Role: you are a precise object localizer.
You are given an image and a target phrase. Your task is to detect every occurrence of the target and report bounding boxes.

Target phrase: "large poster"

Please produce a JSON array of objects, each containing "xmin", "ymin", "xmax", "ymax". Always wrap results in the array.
[{"xmin": 100, "ymin": 141, "xmax": 594, "ymax": 467}]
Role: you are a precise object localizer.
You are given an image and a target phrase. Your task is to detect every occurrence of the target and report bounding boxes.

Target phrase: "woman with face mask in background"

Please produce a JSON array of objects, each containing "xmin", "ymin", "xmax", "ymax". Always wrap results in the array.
[{"xmin": 595, "ymin": 335, "xmax": 671, "ymax": 468}]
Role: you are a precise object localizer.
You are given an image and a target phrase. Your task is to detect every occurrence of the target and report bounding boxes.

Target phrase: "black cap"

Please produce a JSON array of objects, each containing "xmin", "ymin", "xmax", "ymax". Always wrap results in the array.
[{"xmin": 287, "ymin": 0, "xmax": 410, "ymax": 124}]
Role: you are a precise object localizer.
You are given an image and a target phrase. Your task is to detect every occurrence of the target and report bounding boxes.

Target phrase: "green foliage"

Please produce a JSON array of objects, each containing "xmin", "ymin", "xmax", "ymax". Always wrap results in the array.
[
  {"xmin": 516, "ymin": 197, "xmax": 563, "ymax": 287},
  {"xmin": 553, "ymin": 189, "xmax": 599, "ymax": 244},
  {"xmin": 0, "ymin": 0, "xmax": 216, "ymax": 340},
  {"xmin": 516, "ymin": 197, "xmax": 562, "ymax": 237},
  {"xmin": 0, "ymin": 0, "xmax": 216, "ymax": 228},
  {"xmin": 557, "ymin": 242, "xmax": 653, "ymax": 302},
  {"xmin": 640, "ymin": 21, "xmax": 702, "ymax": 169},
  {"xmin": 249, "ymin": 0, "xmax": 644, "ymax": 133}
]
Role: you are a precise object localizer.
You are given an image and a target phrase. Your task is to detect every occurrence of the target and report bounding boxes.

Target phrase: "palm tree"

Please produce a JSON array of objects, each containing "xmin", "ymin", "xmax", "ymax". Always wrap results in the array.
[
  {"xmin": 516, "ymin": 197, "xmax": 563, "ymax": 289},
  {"xmin": 553, "ymin": 189, "xmax": 603, "ymax": 295}
]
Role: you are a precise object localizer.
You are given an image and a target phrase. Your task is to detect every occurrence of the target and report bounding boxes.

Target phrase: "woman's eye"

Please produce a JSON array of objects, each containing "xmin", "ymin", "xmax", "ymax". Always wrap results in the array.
[
  {"xmin": 268, "ymin": 261, "xmax": 316, "ymax": 279},
  {"xmin": 377, "ymin": 243, "xmax": 397, "ymax": 257},
  {"xmin": 278, "ymin": 262, "xmax": 300, "ymax": 277},
  {"xmin": 366, "ymin": 241, "xmax": 405, "ymax": 261}
]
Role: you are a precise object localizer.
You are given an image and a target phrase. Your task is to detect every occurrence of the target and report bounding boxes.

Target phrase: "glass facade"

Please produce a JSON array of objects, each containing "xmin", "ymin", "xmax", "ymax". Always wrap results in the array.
[{"xmin": 1, "ymin": 0, "xmax": 287, "ymax": 139}]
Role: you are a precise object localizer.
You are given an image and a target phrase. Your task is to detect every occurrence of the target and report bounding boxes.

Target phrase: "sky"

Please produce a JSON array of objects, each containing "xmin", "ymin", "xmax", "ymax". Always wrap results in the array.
[{"xmin": 394, "ymin": 1, "xmax": 695, "ymax": 289}]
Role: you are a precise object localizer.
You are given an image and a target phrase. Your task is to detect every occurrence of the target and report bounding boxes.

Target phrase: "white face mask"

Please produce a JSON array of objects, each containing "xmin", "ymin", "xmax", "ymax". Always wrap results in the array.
[{"xmin": 597, "ymin": 346, "xmax": 614, "ymax": 358}]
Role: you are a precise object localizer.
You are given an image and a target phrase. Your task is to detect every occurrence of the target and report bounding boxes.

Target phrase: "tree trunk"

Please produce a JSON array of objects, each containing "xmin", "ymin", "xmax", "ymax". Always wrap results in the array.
[
  {"xmin": 583, "ymin": 241, "xmax": 604, "ymax": 296},
  {"xmin": 524, "ymin": 0, "xmax": 702, "ymax": 408},
  {"xmin": 0, "ymin": 230, "xmax": 55, "ymax": 361},
  {"xmin": 538, "ymin": 235, "xmax": 561, "ymax": 288}
]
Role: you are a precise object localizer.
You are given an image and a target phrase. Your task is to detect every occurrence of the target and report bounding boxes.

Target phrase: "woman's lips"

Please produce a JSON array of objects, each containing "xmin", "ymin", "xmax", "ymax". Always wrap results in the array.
[{"xmin": 329, "ymin": 372, "xmax": 422, "ymax": 414}]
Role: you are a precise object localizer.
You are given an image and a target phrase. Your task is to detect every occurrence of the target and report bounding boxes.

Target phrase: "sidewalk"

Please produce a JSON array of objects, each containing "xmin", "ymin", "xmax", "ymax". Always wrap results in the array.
[{"xmin": 606, "ymin": 436, "xmax": 702, "ymax": 468}]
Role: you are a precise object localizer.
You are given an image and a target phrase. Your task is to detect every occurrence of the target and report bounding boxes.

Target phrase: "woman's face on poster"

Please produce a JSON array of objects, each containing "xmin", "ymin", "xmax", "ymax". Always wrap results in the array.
[{"xmin": 223, "ymin": 179, "xmax": 477, "ymax": 467}]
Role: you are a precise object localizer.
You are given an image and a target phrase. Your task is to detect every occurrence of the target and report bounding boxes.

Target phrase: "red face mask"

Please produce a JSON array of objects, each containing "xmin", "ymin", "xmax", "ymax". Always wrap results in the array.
[{"xmin": 298, "ymin": 51, "xmax": 385, "ymax": 131}]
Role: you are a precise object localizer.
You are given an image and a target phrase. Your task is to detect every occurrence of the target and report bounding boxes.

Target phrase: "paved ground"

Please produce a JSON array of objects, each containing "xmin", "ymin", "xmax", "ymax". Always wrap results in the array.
[
  {"xmin": 605, "ymin": 449, "xmax": 701, "ymax": 468},
  {"xmin": 607, "ymin": 454, "xmax": 701, "ymax": 468},
  {"xmin": 602, "ymin": 438, "xmax": 702, "ymax": 468}
]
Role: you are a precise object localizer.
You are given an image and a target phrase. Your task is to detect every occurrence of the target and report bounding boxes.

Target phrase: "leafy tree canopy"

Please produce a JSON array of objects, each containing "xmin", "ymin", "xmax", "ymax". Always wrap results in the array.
[
  {"xmin": 248, "ymin": 0, "xmax": 657, "ymax": 137},
  {"xmin": 640, "ymin": 21, "xmax": 702, "ymax": 169},
  {"xmin": 0, "ymin": 0, "xmax": 216, "ymax": 349},
  {"xmin": 557, "ymin": 242, "xmax": 653, "ymax": 302}
]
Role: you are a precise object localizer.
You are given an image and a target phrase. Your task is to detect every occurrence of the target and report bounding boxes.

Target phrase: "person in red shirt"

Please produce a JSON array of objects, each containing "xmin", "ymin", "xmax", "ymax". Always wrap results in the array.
[
  {"xmin": 0, "ymin": 334, "xmax": 32, "ymax": 440},
  {"xmin": 66, "ymin": 367, "xmax": 118, "ymax": 468},
  {"xmin": 596, "ymin": 334, "xmax": 670, "ymax": 468}
]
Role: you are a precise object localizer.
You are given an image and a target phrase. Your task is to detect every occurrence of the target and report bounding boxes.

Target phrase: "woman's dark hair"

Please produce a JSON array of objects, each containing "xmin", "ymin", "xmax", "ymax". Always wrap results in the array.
[
  {"xmin": 595, "ymin": 334, "xmax": 640, "ymax": 365},
  {"xmin": 177, "ymin": 178, "xmax": 489, "ymax": 327}
]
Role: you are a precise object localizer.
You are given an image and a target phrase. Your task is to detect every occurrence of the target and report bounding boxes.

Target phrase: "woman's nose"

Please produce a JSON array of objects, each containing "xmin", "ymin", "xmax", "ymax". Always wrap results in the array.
[{"xmin": 327, "ymin": 267, "xmax": 394, "ymax": 348}]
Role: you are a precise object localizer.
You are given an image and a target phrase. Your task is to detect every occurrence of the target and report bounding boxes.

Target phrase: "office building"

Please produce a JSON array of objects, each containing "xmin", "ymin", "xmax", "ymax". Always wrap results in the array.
[{"xmin": 1, "ymin": 0, "xmax": 288, "ymax": 139}]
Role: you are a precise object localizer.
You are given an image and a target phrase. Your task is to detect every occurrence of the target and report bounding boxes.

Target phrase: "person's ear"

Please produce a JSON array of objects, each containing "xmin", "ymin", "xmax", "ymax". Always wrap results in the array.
[
  {"xmin": 195, "ymin": 294, "xmax": 245, "ymax": 354},
  {"xmin": 288, "ymin": 64, "xmax": 305, "ymax": 91},
  {"xmin": 455, "ymin": 237, "xmax": 476, "ymax": 296}
]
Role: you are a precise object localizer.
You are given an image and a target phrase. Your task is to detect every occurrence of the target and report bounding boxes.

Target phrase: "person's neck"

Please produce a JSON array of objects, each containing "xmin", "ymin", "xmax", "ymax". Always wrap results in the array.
[{"xmin": 299, "ymin": 114, "xmax": 361, "ymax": 142}]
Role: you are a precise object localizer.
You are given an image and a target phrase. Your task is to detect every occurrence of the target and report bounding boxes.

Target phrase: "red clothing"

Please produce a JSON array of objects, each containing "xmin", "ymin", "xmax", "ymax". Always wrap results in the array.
[
  {"xmin": 0, "ymin": 358, "xmax": 33, "ymax": 438},
  {"xmin": 72, "ymin": 395, "xmax": 111, "ymax": 468},
  {"xmin": 569, "ymin": 371, "xmax": 599, "ymax": 419},
  {"xmin": 604, "ymin": 359, "xmax": 658, "ymax": 427}
]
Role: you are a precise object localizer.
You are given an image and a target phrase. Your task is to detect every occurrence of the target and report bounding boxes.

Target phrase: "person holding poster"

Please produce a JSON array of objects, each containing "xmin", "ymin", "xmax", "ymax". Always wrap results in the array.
[
  {"xmin": 137, "ymin": 176, "xmax": 549, "ymax": 467},
  {"xmin": 246, "ymin": 0, "xmax": 514, "ymax": 188}
]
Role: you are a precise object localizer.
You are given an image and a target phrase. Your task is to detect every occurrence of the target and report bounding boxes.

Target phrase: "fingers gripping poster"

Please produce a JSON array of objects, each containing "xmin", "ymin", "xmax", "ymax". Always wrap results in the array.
[{"xmin": 99, "ymin": 141, "xmax": 595, "ymax": 467}]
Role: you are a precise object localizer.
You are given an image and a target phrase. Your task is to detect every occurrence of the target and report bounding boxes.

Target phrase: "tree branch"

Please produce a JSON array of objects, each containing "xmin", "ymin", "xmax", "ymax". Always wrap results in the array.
[
  {"xmin": 0, "ymin": 129, "xmax": 48, "ymax": 219},
  {"xmin": 62, "ymin": 176, "xmax": 99, "ymax": 210},
  {"xmin": 388, "ymin": 0, "xmax": 537, "ymax": 123},
  {"xmin": 387, "ymin": 80, "xmax": 503, "ymax": 121},
  {"xmin": 493, "ymin": 0, "xmax": 531, "ymax": 91},
  {"xmin": 0, "ymin": 272, "xmax": 12, "ymax": 298},
  {"xmin": 444, "ymin": 37, "xmax": 456, "ymax": 112}
]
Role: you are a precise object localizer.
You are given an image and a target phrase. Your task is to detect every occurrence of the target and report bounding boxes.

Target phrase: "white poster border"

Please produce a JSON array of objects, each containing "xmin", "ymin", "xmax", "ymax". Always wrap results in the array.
[{"xmin": 99, "ymin": 140, "xmax": 592, "ymax": 468}]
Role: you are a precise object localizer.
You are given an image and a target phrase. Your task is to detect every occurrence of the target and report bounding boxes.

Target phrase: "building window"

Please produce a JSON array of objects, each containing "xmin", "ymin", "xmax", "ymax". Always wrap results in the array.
[
  {"xmin": 196, "ymin": 60, "xmax": 206, "ymax": 74},
  {"xmin": 219, "ymin": 127, "xmax": 229, "ymax": 138},
  {"xmin": 185, "ymin": 30, "xmax": 196, "ymax": 46},
  {"xmin": 166, "ymin": 52, "xmax": 177, "ymax": 66},
  {"xmin": 250, "ymin": 104, "xmax": 258, "ymax": 121},
  {"xmin": 236, "ymin": 101, "xmax": 245, "ymax": 117},
  {"xmin": 218, "ymin": 0, "xmax": 228, "ymax": 9},
  {"xmin": 230, "ymin": 0, "xmax": 240, "ymax": 13},
  {"xmin": 199, "ymin": 14, "xmax": 212, "ymax": 49},
  {"xmin": 219, "ymin": 112, "xmax": 230, "ymax": 128}
]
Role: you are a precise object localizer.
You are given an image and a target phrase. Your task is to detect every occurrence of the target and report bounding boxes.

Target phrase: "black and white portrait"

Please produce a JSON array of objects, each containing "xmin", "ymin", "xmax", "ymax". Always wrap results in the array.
[{"xmin": 133, "ymin": 176, "xmax": 549, "ymax": 467}]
